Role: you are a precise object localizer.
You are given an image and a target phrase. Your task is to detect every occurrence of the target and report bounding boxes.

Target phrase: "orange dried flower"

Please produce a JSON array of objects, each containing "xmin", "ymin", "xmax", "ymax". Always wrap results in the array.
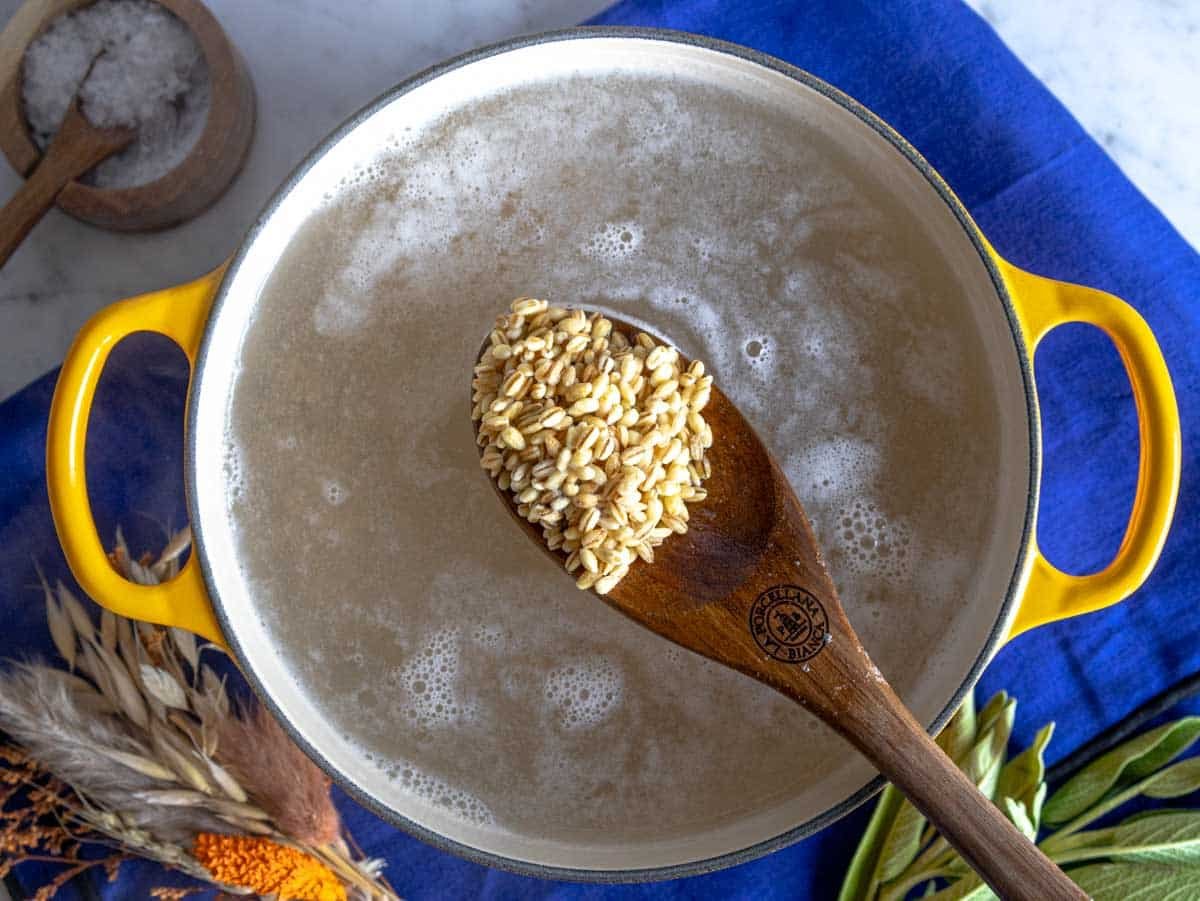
[{"xmin": 193, "ymin": 833, "xmax": 346, "ymax": 901}]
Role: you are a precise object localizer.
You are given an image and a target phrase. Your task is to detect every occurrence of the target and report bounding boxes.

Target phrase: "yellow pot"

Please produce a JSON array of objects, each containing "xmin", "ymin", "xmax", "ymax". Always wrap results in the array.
[
  {"xmin": 45, "ymin": 252, "xmax": 1181, "ymax": 648},
  {"xmin": 43, "ymin": 29, "xmax": 1181, "ymax": 881}
]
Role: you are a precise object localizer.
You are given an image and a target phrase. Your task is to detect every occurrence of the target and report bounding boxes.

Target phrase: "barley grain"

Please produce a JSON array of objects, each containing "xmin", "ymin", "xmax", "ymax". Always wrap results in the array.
[{"xmin": 471, "ymin": 298, "xmax": 713, "ymax": 594}]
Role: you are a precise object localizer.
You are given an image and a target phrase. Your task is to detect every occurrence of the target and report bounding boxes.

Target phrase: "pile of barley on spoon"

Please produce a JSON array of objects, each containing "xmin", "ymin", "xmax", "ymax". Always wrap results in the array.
[{"xmin": 472, "ymin": 298, "xmax": 713, "ymax": 595}]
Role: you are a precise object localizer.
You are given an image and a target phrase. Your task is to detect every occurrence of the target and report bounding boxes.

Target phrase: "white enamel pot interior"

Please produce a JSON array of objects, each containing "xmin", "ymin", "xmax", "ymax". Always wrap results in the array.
[{"xmin": 188, "ymin": 29, "xmax": 1034, "ymax": 880}]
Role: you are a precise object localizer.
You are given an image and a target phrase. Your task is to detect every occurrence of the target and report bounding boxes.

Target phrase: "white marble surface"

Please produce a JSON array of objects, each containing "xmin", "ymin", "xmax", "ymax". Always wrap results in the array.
[{"xmin": 0, "ymin": 0, "xmax": 1197, "ymax": 400}]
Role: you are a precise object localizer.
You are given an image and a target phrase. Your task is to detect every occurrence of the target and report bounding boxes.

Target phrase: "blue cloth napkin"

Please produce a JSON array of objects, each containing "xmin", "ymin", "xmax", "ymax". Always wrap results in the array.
[{"xmin": 3, "ymin": 0, "xmax": 1199, "ymax": 898}]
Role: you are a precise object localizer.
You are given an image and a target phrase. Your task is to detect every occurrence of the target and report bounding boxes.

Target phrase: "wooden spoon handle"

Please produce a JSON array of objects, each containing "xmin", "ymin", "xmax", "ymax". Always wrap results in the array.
[
  {"xmin": 693, "ymin": 470, "xmax": 1086, "ymax": 897},
  {"xmin": 0, "ymin": 152, "xmax": 74, "ymax": 269},
  {"xmin": 809, "ymin": 671, "xmax": 1087, "ymax": 900},
  {"xmin": 745, "ymin": 598, "xmax": 1086, "ymax": 899},
  {"xmin": 684, "ymin": 585, "xmax": 1083, "ymax": 897},
  {"xmin": 0, "ymin": 105, "xmax": 129, "ymax": 269}
]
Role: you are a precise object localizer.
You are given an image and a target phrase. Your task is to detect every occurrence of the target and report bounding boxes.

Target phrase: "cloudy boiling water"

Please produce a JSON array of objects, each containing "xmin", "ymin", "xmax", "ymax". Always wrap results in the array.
[{"xmin": 226, "ymin": 74, "xmax": 1001, "ymax": 844}]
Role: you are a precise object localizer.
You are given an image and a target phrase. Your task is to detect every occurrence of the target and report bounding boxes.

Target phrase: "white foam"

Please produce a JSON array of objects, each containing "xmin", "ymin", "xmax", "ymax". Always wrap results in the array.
[
  {"xmin": 359, "ymin": 748, "xmax": 495, "ymax": 827},
  {"xmin": 470, "ymin": 623, "xmax": 506, "ymax": 650},
  {"xmin": 393, "ymin": 628, "xmax": 477, "ymax": 730},
  {"xmin": 222, "ymin": 445, "xmax": 245, "ymax": 507},
  {"xmin": 313, "ymin": 289, "xmax": 371, "ymax": 336},
  {"xmin": 321, "ymin": 479, "xmax": 347, "ymax": 506},
  {"xmin": 581, "ymin": 222, "xmax": 643, "ymax": 262},
  {"xmin": 833, "ymin": 497, "xmax": 913, "ymax": 583},
  {"xmin": 543, "ymin": 657, "xmax": 623, "ymax": 731},
  {"xmin": 744, "ymin": 338, "xmax": 768, "ymax": 359},
  {"xmin": 788, "ymin": 436, "xmax": 882, "ymax": 509},
  {"xmin": 396, "ymin": 764, "xmax": 495, "ymax": 826},
  {"xmin": 312, "ymin": 196, "xmax": 430, "ymax": 336}
]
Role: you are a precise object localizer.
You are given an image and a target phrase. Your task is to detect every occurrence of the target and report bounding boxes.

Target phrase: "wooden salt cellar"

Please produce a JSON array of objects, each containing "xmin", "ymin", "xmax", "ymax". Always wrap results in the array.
[{"xmin": 0, "ymin": 0, "xmax": 255, "ymax": 233}]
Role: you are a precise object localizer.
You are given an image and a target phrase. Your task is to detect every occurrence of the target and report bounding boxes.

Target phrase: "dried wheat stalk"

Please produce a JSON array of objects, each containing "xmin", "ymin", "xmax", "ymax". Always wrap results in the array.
[{"xmin": 1, "ymin": 528, "xmax": 400, "ymax": 900}]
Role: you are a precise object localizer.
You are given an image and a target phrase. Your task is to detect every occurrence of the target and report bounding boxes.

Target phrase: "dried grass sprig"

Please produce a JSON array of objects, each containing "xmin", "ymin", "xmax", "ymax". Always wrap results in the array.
[
  {"xmin": 0, "ymin": 662, "xmax": 233, "ymax": 842},
  {"xmin": 0, "ymin": 528, "xmax": 401, "ymax": 899}
]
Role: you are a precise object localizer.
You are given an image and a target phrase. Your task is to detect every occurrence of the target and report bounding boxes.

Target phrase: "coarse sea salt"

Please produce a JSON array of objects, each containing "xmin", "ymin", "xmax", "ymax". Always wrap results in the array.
[{"xmin": 20, "ymin": 0, "xmax": 210, "ymax": 188}]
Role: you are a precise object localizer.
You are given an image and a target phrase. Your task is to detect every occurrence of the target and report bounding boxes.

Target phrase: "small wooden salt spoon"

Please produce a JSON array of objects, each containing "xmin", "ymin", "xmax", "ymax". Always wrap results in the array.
[
  {"xmin": 474, "ymin": 315, "xmax": 1086, "ymax": 901},
  {"xmin": 0, "ymin": 99, "xmax": 132, "ymax": 268}
]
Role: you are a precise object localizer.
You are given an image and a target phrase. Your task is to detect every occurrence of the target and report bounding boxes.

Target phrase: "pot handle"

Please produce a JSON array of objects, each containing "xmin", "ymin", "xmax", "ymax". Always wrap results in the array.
[
  {"xmin": 996, "ymin": 257, "xmax": 1181, "ymax": 640},
  {"xmin": 46, "ymin": 268, "xmax": 227, "ymax": 647}
]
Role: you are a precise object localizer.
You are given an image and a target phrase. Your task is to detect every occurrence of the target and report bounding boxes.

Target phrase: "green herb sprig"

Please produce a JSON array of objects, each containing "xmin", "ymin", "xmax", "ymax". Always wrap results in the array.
[{"xmin": 838, "ymin": 692, "xmax": 1200, "ymax": 901}]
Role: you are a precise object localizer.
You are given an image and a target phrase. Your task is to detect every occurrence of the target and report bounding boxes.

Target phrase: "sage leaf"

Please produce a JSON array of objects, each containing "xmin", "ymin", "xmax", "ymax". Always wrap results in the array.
[
  {"xmin": 975, "ymin": 692, "xmax": 1010, "ymax": 741},
  {"xmin": 924, "ymin": 874, "xmax": 996, "ymax": 901},
  {"xmin": 1050, "ymin": 811, "xmax": 1200, "ymax": 868},
  {"xmin": 1143, "ymin": 756, "xmax": 1200, "ymax": 800},
  {"xmin": 1124, "ymin": 808, "xmax": 1180, "ymax": 825},
  {"xmin": 909, "ymin": 704, "xmax": 1014, "ymax": 877},
  {"xmin": 1043, "ymin": 826, "xmax": 1114, "ymax": 856},
  {"xmin": 877, "ymin": 795, "xmax": 927, "ymax": 883},
  {"xmin": 1068, "ymin": 860, "xmax": 1200, "ymax": 900},
  {"xmin": 996, "ymin": 722, "xmax": 1053, "ymax": 808},
  {"xmin": 1097, "ymin": 810, "xmax": 1200, "ymax": 866},
  {"xmin": 937, "ymin": 692, "xmax": 977, "ymax": 765},
  {"xmin": 838, "ymin": 784, "xmax": 906, "ymax": 901},
  {"xmin": 962, "ymin": 698, "xmax": 1014, "ymax": 799},
  {"xmin": 1044, "ymin": 717, "xmax": 1200, "ymax": 824},
  {"xmin": 944, "ymin": 855, "xmax": 971, "ymax": 875},
  {"xmin": 1030, "ymin": 781, "xmax": 1048, "ymax": 834},
  {"xmin": 1122, "ymin": 722, "xmax": 1200, "ymax": 783},
  {"xmin": 1003, "ymin": 797, "xmax": 1037, "ymax": 841},
  {"xmin": 994, "ymin": 721, "xmax": 1053, "ymax": 835}
]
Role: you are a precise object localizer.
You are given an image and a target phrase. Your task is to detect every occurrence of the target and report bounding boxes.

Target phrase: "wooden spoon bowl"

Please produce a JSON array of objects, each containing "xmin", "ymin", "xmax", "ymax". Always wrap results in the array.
[
  {"xmin": 475, "ymin": 312, "xmax": 1086, "ymax": 900},
  {"xmin": 0, "ymin": 0, "xmax": 254, "ymax": 232}
]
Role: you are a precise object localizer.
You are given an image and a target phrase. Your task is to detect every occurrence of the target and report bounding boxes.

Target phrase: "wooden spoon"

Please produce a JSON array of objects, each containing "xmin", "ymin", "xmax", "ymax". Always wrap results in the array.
[
  {"xmin": 0, "ymin": 99, "xmax": 133, "ymax": 268},
  {"xmin": 474, "ymin": 314, "xmax": 1086, "ymax": 901}
]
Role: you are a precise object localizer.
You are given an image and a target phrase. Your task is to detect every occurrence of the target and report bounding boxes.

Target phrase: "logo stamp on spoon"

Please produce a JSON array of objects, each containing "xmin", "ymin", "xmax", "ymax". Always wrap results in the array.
[{"xmin": 750, "ymin": 585, "xmax": 830, "ymax": 663}]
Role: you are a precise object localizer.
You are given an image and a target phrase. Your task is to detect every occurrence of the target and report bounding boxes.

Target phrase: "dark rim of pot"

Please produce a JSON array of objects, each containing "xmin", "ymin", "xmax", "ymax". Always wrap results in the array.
[{"xmin": 187, "ymin": 25, "xmax": 1040, "ymax": 885}]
